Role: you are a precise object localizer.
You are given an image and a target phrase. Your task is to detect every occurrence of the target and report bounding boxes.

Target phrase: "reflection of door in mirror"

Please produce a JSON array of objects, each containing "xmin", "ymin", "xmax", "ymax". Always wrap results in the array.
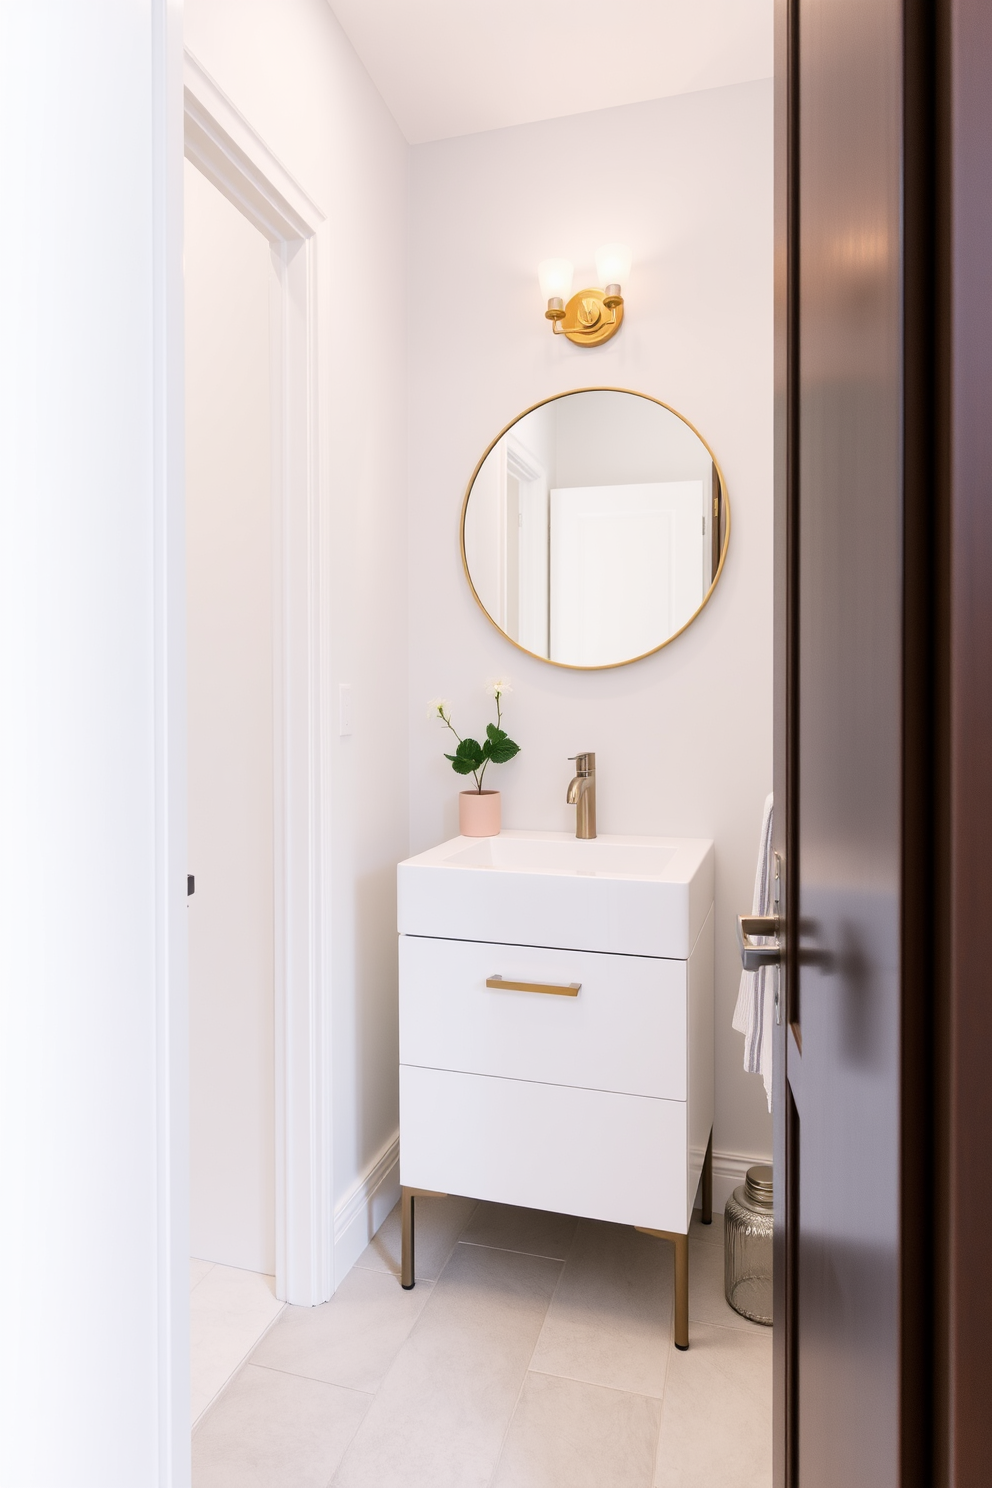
[
  {"xmin": 505, "ymin": 437, "xmax": 549, "ymax": 654},
  {"xmin": 550, "ymin": 481, "xmax": 706, "ymax": 666},
  {"xmin": 464, "ymin": 430, "xmax": 550, "ymax": 652},
  {"xmin": 462, "ymin": 390, "xmax": 727, "ymax": 668}
]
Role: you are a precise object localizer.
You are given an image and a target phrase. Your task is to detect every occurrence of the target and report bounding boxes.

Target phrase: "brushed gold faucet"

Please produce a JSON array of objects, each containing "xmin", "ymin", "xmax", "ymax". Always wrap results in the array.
[{"xmin": 566, "ymin": 753, "xmax": 597, "ymax": 839}]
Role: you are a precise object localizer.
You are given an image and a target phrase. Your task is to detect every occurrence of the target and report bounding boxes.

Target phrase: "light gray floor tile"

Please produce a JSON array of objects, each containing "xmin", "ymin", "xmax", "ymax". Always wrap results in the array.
[
  {"xmin": 251, "ymin": 1266, "xmax": 433, "ymax": 1393},
  {"xmin": 459, "ymin": 1201, "xmax": 578, "ymax": 1260},
  {"xmin": 189, "ymin": 1265, "xmax": 284, "ymax": 1424},
  {"xmin": 192, "ymin": 1363, "xmax": 370, "ymax": 1488},
  {"xmin": 190, "ymin": 1257, "xmax": 214, "ymax": 1292},
  {"xmin": 530, "ymin": 1220, "xmax": 673, "ymax": 1397},
  {"xmin": 688, "ymin": 1207, "xmax": 724, "ymax": 1246},
  {"xmin": 354, "ymin": 1194, "xmax": 478, "ymax": 1281},
  {"xmin": 493, "ymin": 1371, "xmax": 662, "ymax": 1488},
  {"xmin": 688, "ymin": 1231, "xmax": 771, "ymax": 1332},
  {"xmin": 331, "ymin": 1242, "xmax": 561, "ymax": 1488},
  {"xmin": 653, "ymin": 1322, "xmax": 772, "ymax": 1488}
]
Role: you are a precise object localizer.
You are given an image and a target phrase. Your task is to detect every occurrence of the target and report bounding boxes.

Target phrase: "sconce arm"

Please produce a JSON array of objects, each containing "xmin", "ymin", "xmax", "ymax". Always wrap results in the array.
[{"xmin": 552, "ymin": 303, "xmax": 619, "ymax": 335}]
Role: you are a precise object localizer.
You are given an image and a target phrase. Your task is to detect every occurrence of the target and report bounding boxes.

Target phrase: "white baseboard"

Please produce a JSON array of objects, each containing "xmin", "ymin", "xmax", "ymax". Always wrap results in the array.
[
  {"xmin": 332, "ymin": 1131, "xmax": 400, "ymax": 1286},
  {"xmin": 700, "ymin": 1148, "xmax": 771, "ymax": 1216}
]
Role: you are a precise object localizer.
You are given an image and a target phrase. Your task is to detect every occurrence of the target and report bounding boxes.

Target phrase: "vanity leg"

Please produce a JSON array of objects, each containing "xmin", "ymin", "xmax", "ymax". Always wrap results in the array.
[
  {"xmin": 400, "ymin": 1187, "xmax": 446, "ymax": 1290},
  {"xmin": 702, "ymin": 1128, "xmax": 714, "ymax": 1225},
  {"xmin": 401, "ymin": 1187, "xmax": 415, "ymax": 1290},
  {"xmin": 635, "ymin": 1225, "xmax": 691, "ymax": 1350},
  {"xmin": 673, "ymin": 1232, "xmax": 689, "ymax": 1350}
]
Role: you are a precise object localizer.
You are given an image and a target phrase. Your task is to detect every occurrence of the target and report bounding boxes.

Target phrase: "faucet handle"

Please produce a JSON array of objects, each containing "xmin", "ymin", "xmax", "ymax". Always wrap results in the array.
[{"xmin": 568, "ymin": 752, "xmax": 595, "ymax": 773}]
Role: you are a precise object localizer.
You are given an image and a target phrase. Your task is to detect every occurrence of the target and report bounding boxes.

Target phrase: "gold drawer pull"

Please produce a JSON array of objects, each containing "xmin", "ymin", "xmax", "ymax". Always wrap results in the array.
[{"xmin": 486, "ymin": 975, "xmax": 581, "ymax": 997}]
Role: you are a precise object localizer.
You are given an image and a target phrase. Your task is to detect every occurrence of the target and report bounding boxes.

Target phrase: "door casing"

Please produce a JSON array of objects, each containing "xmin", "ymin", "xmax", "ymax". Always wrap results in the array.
[{"xmin": 183, "ymin": 53, "xmax": 332, "ymax": 1310}]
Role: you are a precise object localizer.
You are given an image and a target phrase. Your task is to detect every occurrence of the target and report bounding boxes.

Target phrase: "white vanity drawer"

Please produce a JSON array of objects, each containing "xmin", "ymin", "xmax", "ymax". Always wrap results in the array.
[
  {"xmin": 399, "ymin": 934, "xmax": 687, "ymax": 1100},
  {"xmin": 400, "ymin": 1064, "xmax": 693, "ymax": 1233}
]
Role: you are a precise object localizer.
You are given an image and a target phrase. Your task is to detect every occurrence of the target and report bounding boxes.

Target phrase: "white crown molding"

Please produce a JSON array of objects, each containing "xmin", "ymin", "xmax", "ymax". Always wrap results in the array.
[{"xmin": 183, "ymin": 50, "xmax": 324, "ymax": 242}]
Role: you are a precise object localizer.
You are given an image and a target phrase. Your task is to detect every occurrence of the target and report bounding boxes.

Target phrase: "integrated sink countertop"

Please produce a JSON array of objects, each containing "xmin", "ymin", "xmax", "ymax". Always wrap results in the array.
[{"xmin": 398, "ymin": 829, "xmax": 714, "ymax": 958}]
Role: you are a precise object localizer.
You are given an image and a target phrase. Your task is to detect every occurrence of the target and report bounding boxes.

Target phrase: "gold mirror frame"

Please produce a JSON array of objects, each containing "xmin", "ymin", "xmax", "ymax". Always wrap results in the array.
[{"xmin": 459, "ymin": 387, "xmax": 731, "ymax": 671}]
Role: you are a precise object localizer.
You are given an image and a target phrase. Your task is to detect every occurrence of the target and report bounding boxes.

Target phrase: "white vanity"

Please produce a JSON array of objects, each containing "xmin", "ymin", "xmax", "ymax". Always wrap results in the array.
[{"xmin": 396, "ymin": 828, "xmax": 715, "ymax": 1348}]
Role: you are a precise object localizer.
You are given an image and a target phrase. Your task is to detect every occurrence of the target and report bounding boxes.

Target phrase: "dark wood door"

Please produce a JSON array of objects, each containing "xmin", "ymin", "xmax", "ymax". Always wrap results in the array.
[
  {"xmin": 942, "ymin": 5, "xmax": 992, "ymax": 1480},
  {"xmin": 772, "ymin": 0, "xmax": 938, "ymax": 1482}
]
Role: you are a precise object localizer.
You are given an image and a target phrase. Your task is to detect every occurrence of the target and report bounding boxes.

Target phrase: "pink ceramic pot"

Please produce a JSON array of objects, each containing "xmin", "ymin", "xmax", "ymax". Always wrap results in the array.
[{"xmin": 459, "ymin": 789, "xmax": 501, "ymax": 837}]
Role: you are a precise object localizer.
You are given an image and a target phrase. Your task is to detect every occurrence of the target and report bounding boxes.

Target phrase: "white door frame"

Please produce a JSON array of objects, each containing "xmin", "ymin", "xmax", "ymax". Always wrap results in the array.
[{"xmin": 182, "ymin": 52, "xmax": 332, "ymax": 1308}]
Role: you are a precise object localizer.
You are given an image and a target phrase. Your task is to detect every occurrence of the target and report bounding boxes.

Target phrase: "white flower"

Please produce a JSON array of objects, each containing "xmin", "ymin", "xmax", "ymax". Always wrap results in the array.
[
  {"xmin": 486, "ymin": 677, "xmax": 512, "ymax": 699},
  {"xmin": 427, "ymin": 697, "xmax": 451, "ymax": 722}
]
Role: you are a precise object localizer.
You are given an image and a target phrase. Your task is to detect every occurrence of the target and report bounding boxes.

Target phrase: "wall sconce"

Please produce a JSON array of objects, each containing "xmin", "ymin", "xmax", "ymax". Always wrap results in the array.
[{"xmin": 538, "ymin": 244, "xmax": 631, "ymax": 347}]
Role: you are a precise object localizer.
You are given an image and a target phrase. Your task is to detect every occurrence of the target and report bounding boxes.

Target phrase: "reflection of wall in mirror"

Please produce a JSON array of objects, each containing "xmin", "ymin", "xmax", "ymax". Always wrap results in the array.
[
  {"xmin": 550, "ymin": 481, "xmax": 705, "ymax": 666},
  {"xmin": 554, "ymin": 392, "xmax": 712, "ymax": 490},
  {"xmin": 463, "ymin": 444, "xmax": 502, "ymax": 625},
  {"xmin": 464, "ymin": 402, "xmax": 553, "ymax": 655}
]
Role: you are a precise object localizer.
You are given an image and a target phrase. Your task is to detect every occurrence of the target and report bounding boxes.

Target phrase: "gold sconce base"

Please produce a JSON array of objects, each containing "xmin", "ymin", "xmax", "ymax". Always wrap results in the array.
[{"xmin": 552, "ymin": 286, "xmax": 624, "ymax": 346}]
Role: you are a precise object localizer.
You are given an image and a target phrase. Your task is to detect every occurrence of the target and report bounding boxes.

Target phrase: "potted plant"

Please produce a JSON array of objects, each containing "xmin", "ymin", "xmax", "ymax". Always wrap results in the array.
[{"xmin": 429, "ymin": 680, "xmax": 520, "ymax": 836}]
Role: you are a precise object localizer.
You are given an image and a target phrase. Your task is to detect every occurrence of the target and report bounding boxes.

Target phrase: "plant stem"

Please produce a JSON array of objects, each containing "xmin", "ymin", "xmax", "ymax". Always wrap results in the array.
[
  {"xmin": 440, "ymin": 711, "xmax": 481, "ymax": 792},
  {"xmin": 478, "ymin": 691, "xmax": 501, "ymax": 793}
]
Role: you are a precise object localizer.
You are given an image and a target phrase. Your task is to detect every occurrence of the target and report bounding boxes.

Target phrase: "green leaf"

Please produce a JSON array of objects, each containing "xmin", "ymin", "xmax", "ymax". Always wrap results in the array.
[
  {"xmin": 445, "ymin": 737, "xmax": 484, "ymax": 775},
  {"xmin": 445, "ymin": 753, "xmax": 479, "ymax": 775},
  {"xmin": 486, "ymin": 735, "xmax": 520, "ymax": 764},
  {"xmin": 486, "ymin": 723, "xmax": 508, "ymax": 744}
]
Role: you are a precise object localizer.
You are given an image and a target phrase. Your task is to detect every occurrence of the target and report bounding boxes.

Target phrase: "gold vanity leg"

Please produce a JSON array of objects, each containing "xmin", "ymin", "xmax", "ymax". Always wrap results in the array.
[
  {"xmin": 636, "ymin": 1225, "xmax": 691, "ymax": 1350},
  {"xmin": 401, "ymin": 1187, "xmax": 415, "ymax": 1289},
  {"xmin": 702, "ymin": 1128, "xmax": 714, "ymax": 1225},
  {"xmin": 673, "ymin": 1232, "xmax": 689, "ymax": 1350},
  {"xmin": 400, "ymin": 1186, "xmax": 446, "ymax": 1291}
]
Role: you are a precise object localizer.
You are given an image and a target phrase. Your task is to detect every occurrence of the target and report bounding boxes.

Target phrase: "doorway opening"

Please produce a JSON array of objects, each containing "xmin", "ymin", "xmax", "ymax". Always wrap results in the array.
[
  {"xmin": 184, "ymin": 149, "xmax": 282, "ymax": 1423},
  {"xmin": 181, "ymin": 54, "xmax": 330, "ymax": 1428}
]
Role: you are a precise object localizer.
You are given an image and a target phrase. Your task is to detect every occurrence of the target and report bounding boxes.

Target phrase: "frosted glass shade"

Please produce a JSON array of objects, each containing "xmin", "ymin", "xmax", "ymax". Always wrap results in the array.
[
  {"xmin": 538, "ymin": 258, "xmax": 574, "ymax": 303},
  {"xmin": 595, "ymin": 243, "xmax": 632, "ymax": 287}
]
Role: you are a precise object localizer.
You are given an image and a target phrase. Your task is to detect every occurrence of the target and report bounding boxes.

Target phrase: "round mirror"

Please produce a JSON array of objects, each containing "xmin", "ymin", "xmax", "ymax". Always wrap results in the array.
[{"xmin": 460, "ymin": 388, "xmax": 729, "ymax": 669}]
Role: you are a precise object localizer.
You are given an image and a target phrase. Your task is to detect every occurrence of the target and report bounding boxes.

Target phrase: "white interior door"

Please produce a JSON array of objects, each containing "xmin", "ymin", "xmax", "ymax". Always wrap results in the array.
[
  {"xmin": 508, "ymin": 439, "xmax": 550, "ymax": 656},
  {"xmin": 185, "ymin": 158, "xmax": 276, "ymax": 1275},
  {"xmin": 550, "ymin": 481, "xmax": 705, "ymax": 666}
]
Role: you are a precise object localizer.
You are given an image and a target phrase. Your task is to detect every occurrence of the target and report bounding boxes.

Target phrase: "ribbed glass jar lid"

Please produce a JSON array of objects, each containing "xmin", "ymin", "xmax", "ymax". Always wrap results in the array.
[{"xmin": 744, "ymin": 1164, "xmax": 774, "ymax": 1209}]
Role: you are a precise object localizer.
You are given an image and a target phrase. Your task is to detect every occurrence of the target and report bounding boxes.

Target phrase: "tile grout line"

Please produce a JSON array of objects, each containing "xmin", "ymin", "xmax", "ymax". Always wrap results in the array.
[
  {"xmin": 526, "ymin": 1363, "xmax": 668, "ymax": 1404},
  {"xmin": 328, "ymin": 1203, "xmax": 485, "ymax": 1488},
  {"xmin": 188, "ymin": 1261, "xmax": 215, "ymax": 1298},
  {"xmin": 650, "ymin": 1314, "xmax": 674, "ymax": 1477},
  {"xmin": 482, "ymin": 1218, "xmax": 579, "ymax": 1488},
  {"xmin": 332, "ymin": 1208, "xmax": 480, "ymax": 1414},
  {"xmin": 457, "ymin": 1238, "xmax": 574, "ymax": 1263},
  {"xmin": 192, "ymin": 1299, "xmax": 288, "ymax": 1434},
  {"xmin": 248, "ymin": 1359, "xmax": 377, "ymax": 1398},
  {"xmin": 688, "ymin": 1317, "xmax": 773, "ymax": 1337}
]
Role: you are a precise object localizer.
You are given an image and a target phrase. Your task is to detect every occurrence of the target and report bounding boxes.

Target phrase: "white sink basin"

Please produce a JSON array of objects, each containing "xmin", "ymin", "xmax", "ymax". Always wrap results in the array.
[{"xmin": 398, "ymin": 829, "xmax": 713, "ymax": 958}]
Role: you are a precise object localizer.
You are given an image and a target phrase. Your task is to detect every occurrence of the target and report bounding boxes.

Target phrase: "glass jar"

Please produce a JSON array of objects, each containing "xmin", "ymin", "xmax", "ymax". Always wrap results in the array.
[{"xmin": 724, "ymin": 1164, "xmax": 773, "ymax": 1324}]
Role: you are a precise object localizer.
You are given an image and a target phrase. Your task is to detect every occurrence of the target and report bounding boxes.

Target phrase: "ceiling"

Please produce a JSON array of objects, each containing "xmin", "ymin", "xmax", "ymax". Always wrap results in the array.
[{"xmin": 327, "ymin": 0, "xmax": 774, "ymax": 145}]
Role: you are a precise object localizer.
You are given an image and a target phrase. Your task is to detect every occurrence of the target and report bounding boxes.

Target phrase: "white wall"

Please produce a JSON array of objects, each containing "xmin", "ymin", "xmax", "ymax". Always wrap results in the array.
[
  {"xmin": 185, "ymin": 0, "xmax": 410, "ymax": 1272},
  {"xmin": 408, "ymin": 82, "xmax": 774, "ymax": 1167},
  {"xmin": 0, "ymin": 3, "xmax": 187, "ymax": 1483},
  {"xmin": 185, "ymin": 158, "xmax": 276, "ymax": 1275}
]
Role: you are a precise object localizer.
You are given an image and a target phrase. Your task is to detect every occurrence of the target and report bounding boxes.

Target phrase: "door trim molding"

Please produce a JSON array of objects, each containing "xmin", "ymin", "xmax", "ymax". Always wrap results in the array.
[{"xmin": 183, "ymin": 51, "xmax": 332, "ymax": 1308}]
